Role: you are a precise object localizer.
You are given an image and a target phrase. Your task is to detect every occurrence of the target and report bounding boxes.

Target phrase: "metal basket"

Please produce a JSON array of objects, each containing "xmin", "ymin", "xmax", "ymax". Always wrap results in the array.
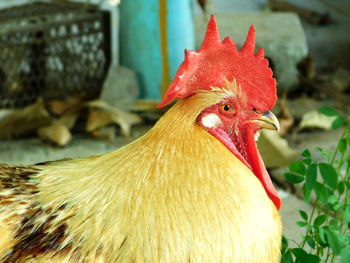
[{"xmin": 0, "ymin": 1, "xmax": 111, "ymax": 108}]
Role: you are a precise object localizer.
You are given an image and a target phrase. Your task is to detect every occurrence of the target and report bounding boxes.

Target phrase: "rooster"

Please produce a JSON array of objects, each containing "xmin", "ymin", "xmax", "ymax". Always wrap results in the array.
[{"xmin": 0, "ymin": 15, "xmax": 282, "ymax": 262}]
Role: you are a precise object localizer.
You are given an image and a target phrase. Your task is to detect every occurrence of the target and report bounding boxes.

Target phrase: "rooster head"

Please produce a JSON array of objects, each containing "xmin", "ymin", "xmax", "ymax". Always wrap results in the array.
[{"xmin": 158, "ymin": 15, "xmax": 281, "ymax": 210}]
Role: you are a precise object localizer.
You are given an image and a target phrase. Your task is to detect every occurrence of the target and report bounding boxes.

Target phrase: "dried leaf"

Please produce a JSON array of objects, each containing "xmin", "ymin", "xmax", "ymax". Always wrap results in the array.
[
  {"xmin": 110, "ymin": 109, "xmax": 142, "ymax": 136},
  {"xmin": 38, "ymin": 122, "xmax": 72, "ymax": 146},
  {"xmin": 48, "ymin": 95, "xmax": 84, "ymax": 115},
  {"xmin": 86, "ymin": 109, "xmax": 113, "ymax": 132},
  {"xmin": 91, "ymin": 127, "xmax": 117, "ymax": 142},
  {"xmin": 277, "ymin": 93, "xmax": 294, "ymax": 136},
  {"xmin": 86, "ymin": 100, "xmax": 142, "ymax": 136},
  {"xmin": 257, "ymin": 130, "xmax": 299, "ymax": 168},
  {"xmin": 85, "ymin": 99, "xmax": 111, "ymax": 109},
  {"xmin": 59, "ymin": 111, "xmax": 79, "ymax": 129},
  {"xmin": 299, "ymin": 110, "xmax": 337, "ymax": 130},
  {"xmin": 0, "ymin": 98, "xmax": 51, "ymax": 139}
]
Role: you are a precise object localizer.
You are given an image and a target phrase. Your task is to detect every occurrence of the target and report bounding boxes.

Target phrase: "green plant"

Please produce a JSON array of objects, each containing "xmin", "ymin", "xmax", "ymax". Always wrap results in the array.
[{"xmin": 280, "ymin": 106, "xmax": 350, "ymax": 263}]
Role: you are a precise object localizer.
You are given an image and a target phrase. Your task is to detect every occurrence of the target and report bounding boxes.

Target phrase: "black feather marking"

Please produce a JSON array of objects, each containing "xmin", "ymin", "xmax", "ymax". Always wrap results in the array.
[
  {"xmin": 3, "ymin": 204, "xmax": 72, "ymax": 262},
  {"xmin": 119, "ymin": 236, "xmax": 127, "ymax": 250},
  {"xmin": 0, "ymin": 164, "xmax": 76, "ymax": 262},
  {"xmin": 35, "ymin": 158, "xmax": 72, "ymax": 166}
]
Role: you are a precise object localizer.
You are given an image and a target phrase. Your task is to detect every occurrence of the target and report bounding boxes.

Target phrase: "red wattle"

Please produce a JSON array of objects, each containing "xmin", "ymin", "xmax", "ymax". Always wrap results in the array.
[
  {"xmin": 208, "ymin": 128, "xmax": 252, "ymax": 170},
  {"xmin": 209, "ymin": 127, "xmax": 281, "ymax": 210},
  {"xmin": 246, "ymin": 127, "xmax": 281, "ymax": 210}
]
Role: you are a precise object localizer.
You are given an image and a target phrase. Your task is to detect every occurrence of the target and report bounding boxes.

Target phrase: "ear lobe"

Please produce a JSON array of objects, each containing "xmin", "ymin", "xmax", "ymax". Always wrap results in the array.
[{"xmin": 199, "ymin": 113, "xmax": 223, "ymax": 129}]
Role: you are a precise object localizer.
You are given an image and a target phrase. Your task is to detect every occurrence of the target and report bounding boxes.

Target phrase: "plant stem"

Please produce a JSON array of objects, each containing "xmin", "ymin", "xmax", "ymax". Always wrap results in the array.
[
  {"xmin": 330, "ymin": 138, "xmax": 343, "ymax": 166},
  {"xmin": 325, "ymin": 247, "xmax": 331, "ymax": 262},
  {"xmin": 300, "ymin": 198, "xmax": 318, "ymax": 248},
  {"xmin": 326, "ymin": 122, "xmax": 350, "ymax": 262},
  {"xmin": 330, "ymin": 253, "xmax": 336, "ymax": 263},
  {"xmin": 285, "ymin": 116, "xmax": 350, "ymax": 262},
  {"xmin": 330, "ymin": 123, "xmax": 349, "ymax": 165}
]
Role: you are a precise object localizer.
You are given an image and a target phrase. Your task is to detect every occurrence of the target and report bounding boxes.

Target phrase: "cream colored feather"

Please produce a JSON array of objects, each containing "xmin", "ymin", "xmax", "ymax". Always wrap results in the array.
[{"xmin": 0, "ymin": 89, "xmax": 281, "ymax": 262}]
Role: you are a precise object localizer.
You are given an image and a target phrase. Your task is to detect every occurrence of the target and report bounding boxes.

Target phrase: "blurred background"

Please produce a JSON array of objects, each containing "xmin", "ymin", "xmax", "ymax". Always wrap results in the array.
[{"xmin": 0, "ymin": 0, "xmax": 349, "ymax": 245}]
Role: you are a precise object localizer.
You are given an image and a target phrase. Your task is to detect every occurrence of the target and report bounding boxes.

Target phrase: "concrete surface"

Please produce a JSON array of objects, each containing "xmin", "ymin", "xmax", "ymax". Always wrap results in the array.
[{"xmin": 279, "ymin": 189, "xmax": 312, "ymax": 243}]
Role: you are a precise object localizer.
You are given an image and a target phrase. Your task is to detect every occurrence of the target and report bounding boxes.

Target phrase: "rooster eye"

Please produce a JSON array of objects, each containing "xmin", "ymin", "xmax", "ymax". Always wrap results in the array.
[
  {"xmin": 222, "ymin": 104, "xmax": 232, "ymax": 111},
  {"xmin": 220, "ymin": 104, "xmax": 235, "ymax": 115},
  {"xmin": 223, "ymin": 105, "xmax": 231, "ymax": 111}
]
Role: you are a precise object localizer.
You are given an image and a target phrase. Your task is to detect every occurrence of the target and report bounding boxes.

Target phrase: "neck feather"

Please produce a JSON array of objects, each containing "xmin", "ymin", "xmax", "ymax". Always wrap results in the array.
[{"xmin": 35, "ymin": 97, "xmax": 255, "ymax": 260}]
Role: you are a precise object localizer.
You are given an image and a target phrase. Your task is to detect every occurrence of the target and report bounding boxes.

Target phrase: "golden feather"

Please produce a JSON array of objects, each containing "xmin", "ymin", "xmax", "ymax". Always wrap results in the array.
[{"xmin": 0, "ymin": 89, "xmax": 281, "ymax": 262}]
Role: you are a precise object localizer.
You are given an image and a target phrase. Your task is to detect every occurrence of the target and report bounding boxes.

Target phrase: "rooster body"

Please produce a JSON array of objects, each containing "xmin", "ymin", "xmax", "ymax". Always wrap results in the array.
[
  {"xmin": 0, "ymin": 16, "xmax": 282, "ymax": 262},
  {"xmin": 0, "ymin": 95, "xmax": 281, "ymax": 262}
]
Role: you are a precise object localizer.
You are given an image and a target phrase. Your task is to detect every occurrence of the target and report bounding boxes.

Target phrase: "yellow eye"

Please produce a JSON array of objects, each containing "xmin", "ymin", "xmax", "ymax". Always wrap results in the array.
[{"xmin": 221, "ymin": 104, "xmax": 233, "ymax": 112}]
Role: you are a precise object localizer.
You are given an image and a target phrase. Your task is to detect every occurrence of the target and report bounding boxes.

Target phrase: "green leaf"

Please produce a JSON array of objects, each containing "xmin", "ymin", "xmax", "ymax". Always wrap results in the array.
[
  {"xmin": 338, "ymin": 138, "xmax": 347, "ymax": 154},
  {"xmin": 307, "ymin": 255, "xmax": 320, "ymax": 263},
  {"xmin": 291, "ymin": 248, "xmax": 320, "ymax": 263},
  {"xmin": 299, "ymin": 210, "xmax": 308, "ymax": 221},
  {"xmin": 329, "ymin": 219, "xmax": 341, "ymax": 231},
  {"xmin": 338, "ymin": 181, "xmax": 345, "ymax": 195},
  {"xmin": 303, "ymin": 183, "xmax": 312, "ymax": 203},
  {"xmin": 302, "ymin": 158, "xmax": 312, "ymax": 165},
  {"xmin": 333, "ymin": 203, "xmax": 342, "ymax": 210},
  {"xmin": 281, "ymin": 236, "xmax": 289, "ymax": 254},
  {"xmin": 314, "ymin": 214, "xmax": 328, "ymax": 227},
  {"xmin": 340, "ymin": 247, "xmax": 350, "ymax": 263},
  {"xmin": 316, "ymin": 147, "xmax": 331, "ymax": 162},
  {"xmin": 319, "ymin": 106, "xmax": 339, "ymax": 116},
  {"xmin": 338, "ymin": 233, "xmax": 347, "ymax": 245},
  {"xmin": 297, "ymin": 221, "xmax": 308, "ymax": 227},
  {"xmin": 301, "ymin": 149, "xmax": 311, "ymax": 158},
  {"xmin": 346, "ymin": 182, "xmax": 350, "ymax": 190},
  {"xmin": 284, "ymin": 172, "xmax": 304, "ymax": 184},
  {"xmin": 328, "ymin": 195, "xmax": 338, "ymax": 205},
  {"xmin": 325, "ymin": 229, "xmax": 342, "ymax": 255},
  {"xmin": 291, "ymin": 248, "xmax": 308, "ymax": 261},
  {"xmin": 289, "ymin": 161, "xmax": 306, "ymax": 175},
  {"xmin": 306, "ymin": 236, "xmax": 316, "ymax": 249},
  {"xmin": 344, "ymin": 206, "xmax": 350, "ymax": 224},
  {"xmin": 332, "ymin": 116, "xmax": 345, "ymax": 129},
  {"xmin": 306, "ymin": 163, "xmax": 318, "ymax": 190},
  {"xmin": 318, "ymin": 226, "xmax": 326, "ymax": 244},
  {"xmin": 315, "ymin": 182, "xmax": 329, "ymax": 204},
  {"xmin": 281, "ymin": 250, "xmax": 294, "ymax": 263},
  {"xmin": 319, "ymin": 163, "xmax": 338, "ymax": 190}
]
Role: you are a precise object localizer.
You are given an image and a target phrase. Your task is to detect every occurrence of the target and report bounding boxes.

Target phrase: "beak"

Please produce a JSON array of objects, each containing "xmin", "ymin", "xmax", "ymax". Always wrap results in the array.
[{"xmin": 251, "ymin": 111, "xmax": 280, "ymax": 133}]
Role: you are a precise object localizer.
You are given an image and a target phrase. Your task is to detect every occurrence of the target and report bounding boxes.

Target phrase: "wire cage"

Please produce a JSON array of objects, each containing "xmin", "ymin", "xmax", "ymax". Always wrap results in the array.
[{"xmin": 0, "ymin": 1, "xmax": 111, "ymax": 109}]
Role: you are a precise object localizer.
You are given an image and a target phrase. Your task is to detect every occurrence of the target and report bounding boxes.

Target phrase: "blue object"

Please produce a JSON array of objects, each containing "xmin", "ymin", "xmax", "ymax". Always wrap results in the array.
[{"xmin": 119, "ymin": 0, "xmax": 194, "ymax": 100}]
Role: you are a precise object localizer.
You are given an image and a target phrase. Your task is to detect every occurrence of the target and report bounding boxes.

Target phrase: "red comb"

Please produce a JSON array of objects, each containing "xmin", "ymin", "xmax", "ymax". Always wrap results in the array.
[{"xmin": 157, "ymin": 15, "xmax": 277, "ymax": 111}]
